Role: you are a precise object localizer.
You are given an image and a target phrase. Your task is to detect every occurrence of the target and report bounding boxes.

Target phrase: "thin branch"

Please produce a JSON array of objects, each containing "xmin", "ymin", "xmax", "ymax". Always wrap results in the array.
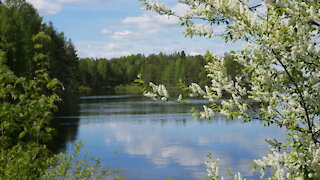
[
  {"xmin": 309, "ymin": 20, "xmax": 320, "ymax": 27},
  {"xmin": 252, "ymin": 115, "xmax": 311, "ymax": 134},
  {"xmin": 249, "ymin": 4, "xmax": 262, "ymax": 11},
  {"xmin": 237, "ymin": 0, "xmax": 265, "ymax": 20},
  {"xmin": 271, "ymin": 49, "xmax": 315, "ymax": 141}
]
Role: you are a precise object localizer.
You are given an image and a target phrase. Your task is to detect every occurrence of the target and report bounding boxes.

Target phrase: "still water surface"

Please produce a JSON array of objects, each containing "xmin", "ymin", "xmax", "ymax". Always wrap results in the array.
[{"xmin": 56, "ymin": 94, "xmax": 285, "ymax": 179}]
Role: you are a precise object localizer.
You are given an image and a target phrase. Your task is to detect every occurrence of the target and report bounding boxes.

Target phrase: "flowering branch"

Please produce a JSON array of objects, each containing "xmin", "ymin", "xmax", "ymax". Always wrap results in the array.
[{"xmin": 141, "ymin": 0, "xmax": 320, "ymax": 179}]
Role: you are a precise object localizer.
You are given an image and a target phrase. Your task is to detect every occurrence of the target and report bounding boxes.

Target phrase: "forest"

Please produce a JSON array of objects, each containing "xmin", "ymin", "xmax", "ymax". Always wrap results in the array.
[
  {"xmin": 0, "ymin": 0, "xmax": 242, "ymax": 178},
  {"xmin": 78, "ymin": 53, "xmax": 211, "ymax": 93}
]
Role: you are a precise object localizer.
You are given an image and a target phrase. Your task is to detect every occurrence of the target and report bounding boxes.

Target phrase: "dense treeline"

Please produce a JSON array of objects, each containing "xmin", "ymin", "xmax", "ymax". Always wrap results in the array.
[
  {"xmin": 0, "ymin": 0, "xmax": 78, "ymax": 93},
  {"xmin": 78, "ymin": 52, "xmax": 241, "ymax": 93},
  {"xmin": 79, "ymin": 52, "xmax": 212, "ymax": 93}
]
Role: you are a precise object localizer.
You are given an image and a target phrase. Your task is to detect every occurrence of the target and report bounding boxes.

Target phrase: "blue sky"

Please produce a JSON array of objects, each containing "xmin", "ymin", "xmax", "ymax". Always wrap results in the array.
[{"xmin": 27, "ymin": 0, "xmax": 242, "ymax": 58}]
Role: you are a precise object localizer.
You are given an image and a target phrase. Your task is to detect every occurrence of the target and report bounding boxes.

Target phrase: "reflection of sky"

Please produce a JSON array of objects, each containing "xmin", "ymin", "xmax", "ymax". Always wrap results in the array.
[{"xmin": 64, "ymin": 95, "xmax": 285, "ymax": 180}]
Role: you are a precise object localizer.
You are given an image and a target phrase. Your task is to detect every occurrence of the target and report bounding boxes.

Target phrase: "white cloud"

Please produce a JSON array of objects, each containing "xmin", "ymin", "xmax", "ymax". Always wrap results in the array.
[
  {"xmin": 105, "ymin": 43, "xmax": 122, "ymax": 51},
  {"xmin": 27, "ymin": 0, "xmax": 113, "ymax": 14},
  {"xmin": 189, "ymin": 51, "xmax": 203, "ymax": 56},
  {"xmin": 110, "ymin": 30, "xmax": 133, "ymax": 40},
  {"xmin": 86, "ymin": 51, "xmax": 131, "ymax": 59},
  {"xmin": 57, "ymin": 0, "xmax": 112, "ymax": 2},
  {"xmin": 109, "ymin": 30, "xmax": 142, "ymax": 40},
  {"xmin": 119, "ymin": 3, "xmax": 189, "ymax": 35},
  {"xmin": 113, "ymin": 30, "xmax": 133, "ymax": 37},
  {"xmin": 75, "ymin": 42, "xmax": 131, "ymax": 58},
  {"xmin": 101, "ymin": 28, "xmax": 112, "ymax": 35},
  {"xmin": 122, "ymin": 12, "xmax": 178, "ymax": 35},
  {"xmin": 108, "ymin": 3, "xmax": 187, "ymax": 45},
  {"xmin": 27, "ymin": 0, "xmax": 61, "ymax": 14},
  {"xmin": 101, "ymin": 28, "xmax": 145, "ymax": 41},
  {"xmin": 171, "ymin": 3, "xmax": 190, "ymax": 16},
  {"xmin": 57, "ymin": 0, "xmax": 90, "ymax": 2}
]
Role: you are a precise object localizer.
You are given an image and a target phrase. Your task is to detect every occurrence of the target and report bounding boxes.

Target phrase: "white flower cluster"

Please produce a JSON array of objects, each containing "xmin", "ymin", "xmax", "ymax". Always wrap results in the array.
[
  {"xmin": 189, "ymin": 83, "xmax": 206, "ymax": 97},
  {"xmin": 199, "ymin": 105, "xmax": 214, "ymax": 119},
  {"xmin": 143, "ymin": 82, "xmax": 169, "ymax": 101},
  {"xmin": 187, "ymin": 24, "xmax": 215, "ymax": 38},
  {"xmin": 205, "ymin": 158, "xmax": 220, "ymax": 179},
  {"xmin": 254, "ymin": 137, "xmax": 320, "ymax": 179},
  {"xmin": 143, "ymin": 0, "xmax": 172, "ymax": 15},
  {"xmin": 205, "ymin": 156, "xmax": 244, "ymax": 180}
]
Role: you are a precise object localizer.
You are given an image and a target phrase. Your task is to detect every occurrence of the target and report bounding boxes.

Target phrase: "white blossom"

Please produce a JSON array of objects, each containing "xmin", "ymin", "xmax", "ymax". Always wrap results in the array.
[{"xmin": 144, "ymin": 82, "xmax": 169, "ymax": 101}]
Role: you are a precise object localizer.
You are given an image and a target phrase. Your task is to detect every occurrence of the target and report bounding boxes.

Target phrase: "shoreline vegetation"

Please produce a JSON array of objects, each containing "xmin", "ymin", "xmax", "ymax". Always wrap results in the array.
[{"xmin": 78, "ymin": 84, "xmax": 187, "ymax": 95}]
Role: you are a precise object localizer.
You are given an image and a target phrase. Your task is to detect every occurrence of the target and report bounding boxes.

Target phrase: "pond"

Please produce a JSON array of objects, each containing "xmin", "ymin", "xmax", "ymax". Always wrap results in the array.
[{"xmin": 54, "ymin": 94, "xmax": 285, "ymax": 180}]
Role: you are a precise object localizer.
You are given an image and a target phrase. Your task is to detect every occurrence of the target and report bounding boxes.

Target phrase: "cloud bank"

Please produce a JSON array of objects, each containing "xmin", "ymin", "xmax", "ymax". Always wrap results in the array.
[{"xmin": 27, "ymin": 0, "xmax": 114, "ymax": 14}]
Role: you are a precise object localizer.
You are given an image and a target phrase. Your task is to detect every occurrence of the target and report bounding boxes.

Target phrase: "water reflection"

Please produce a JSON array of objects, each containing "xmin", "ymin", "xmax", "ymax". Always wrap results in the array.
[
  {"xmin": 51, "ymin": 94, "xmax": 80, "ymax": 153},
  {"xmin": 55, "ymin": 95, "xmax": 285, "ymax": 179}
]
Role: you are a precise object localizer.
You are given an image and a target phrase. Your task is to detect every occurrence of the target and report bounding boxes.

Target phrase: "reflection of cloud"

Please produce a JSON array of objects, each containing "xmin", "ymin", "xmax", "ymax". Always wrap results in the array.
[
  {"xmin": 108, "ymin": 125, "xmax": 205, "ymax": 166},
  {"xmin": 198, "ymin": 136, "xmax": 210, "ymax": 145},
  {"xmin": 99, "ymin": 120, "xmax": 284, "ymax": 178},
  {"xmin": 101, "ymin": 119, "xmax": 284, "ymax": 176},
  {"xmin": 161, "ymin": 146, "xmax": 203, "ymax": 166}
]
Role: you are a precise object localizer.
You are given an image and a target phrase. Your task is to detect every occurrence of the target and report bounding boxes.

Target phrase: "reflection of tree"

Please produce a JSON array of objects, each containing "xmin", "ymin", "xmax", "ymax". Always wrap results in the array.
[{"xmin": 49, "ymin": 94, "xmax": 80, "ymax": 153}]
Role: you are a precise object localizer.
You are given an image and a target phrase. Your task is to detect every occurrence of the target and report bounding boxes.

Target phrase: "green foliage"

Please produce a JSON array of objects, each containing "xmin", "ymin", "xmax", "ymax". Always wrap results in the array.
[
  {"xmin": 43, "ymin": 141, "xmax": 123, "ymax": 180},
  {"xmin": 223, "ymin": 53, "xmax": 244, "ymax": 81},
  {"xmin": 0, "ymin": 0, "xmax": 42, "ymax": 78},
  {"xmin": 0, "ymin": 32, "xmax": 61, "ymax": 179},
  {"xmin": 0, "ymin": 0, "xmax": 79, "ymax": 93},
  {"xmin": 0, "ymin": 36, "xmax": 122, "ymax": 180},
  {"xmin": 78, "ymin": 85, "xmax": 92, "ymax": 94}
]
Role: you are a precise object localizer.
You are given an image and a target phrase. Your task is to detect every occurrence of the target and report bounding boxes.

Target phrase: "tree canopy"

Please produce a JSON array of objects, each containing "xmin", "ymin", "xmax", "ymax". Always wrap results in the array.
[
  {"xmin": 0, "ymin": 0, "xmax": 79, "ymax": 93},
  {"xmin": 78, "ymin": 53, "xmax": 211, "ymax": 93}
]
